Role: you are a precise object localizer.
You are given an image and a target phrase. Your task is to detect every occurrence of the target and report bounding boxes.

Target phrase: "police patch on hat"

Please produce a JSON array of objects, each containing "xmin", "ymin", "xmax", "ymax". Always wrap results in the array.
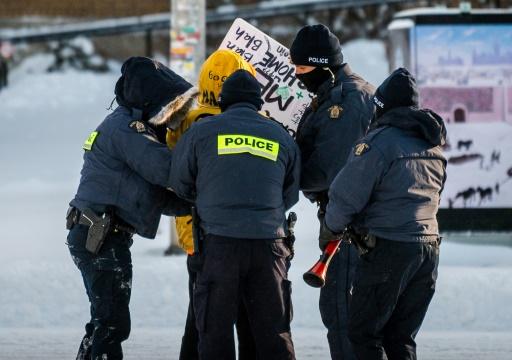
[
  {"xmin": 354, "ymin": 143, "xmax": 370, "ymax": 156},
  {"xmin": 328, "ymin": 105, "xmax": 343, "ymax": 119},
  {"xmin": 373, "ymin": 96, "xmax": 385, "ymax": 109},
  {"xmin": 129, "ymin": 121, "xmax": 147, "ymax": 133}
]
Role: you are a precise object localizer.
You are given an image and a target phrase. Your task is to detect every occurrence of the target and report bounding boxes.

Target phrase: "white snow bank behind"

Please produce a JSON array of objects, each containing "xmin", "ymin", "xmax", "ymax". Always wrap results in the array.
[{"xmin": 342, "ymin": 39, "xmax": 388, "ymax": 86}]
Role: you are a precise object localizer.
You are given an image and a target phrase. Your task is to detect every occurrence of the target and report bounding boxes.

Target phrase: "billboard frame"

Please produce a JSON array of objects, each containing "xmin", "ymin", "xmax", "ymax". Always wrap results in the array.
[{"xmin": 389, "ymin": 8, "xmax": 512, "ymax": 231}]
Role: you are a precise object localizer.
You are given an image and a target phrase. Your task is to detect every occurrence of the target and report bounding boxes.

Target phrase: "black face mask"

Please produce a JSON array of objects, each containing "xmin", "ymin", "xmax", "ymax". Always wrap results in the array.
[{"xmin": 296, "ymin": 67, "xmax": 333, "ymax": 93}]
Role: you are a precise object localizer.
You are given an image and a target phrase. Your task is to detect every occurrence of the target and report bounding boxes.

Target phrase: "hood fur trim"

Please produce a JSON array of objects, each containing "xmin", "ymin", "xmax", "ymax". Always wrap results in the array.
[{"xmin": 149, "ymin": 87, "xmax": 199, "ymax": 129}]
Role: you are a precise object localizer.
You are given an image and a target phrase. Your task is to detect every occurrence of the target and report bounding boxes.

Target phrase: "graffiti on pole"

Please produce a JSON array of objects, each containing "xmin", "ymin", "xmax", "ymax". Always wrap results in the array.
[{"xmin": 170, "ymin": 0, "xmax": 205, "ymax": 83}]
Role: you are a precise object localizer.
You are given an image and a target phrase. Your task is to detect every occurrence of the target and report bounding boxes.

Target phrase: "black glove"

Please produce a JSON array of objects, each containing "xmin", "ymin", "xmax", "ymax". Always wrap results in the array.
[
  {"xmin": 163, "ymin": 191, "xmax": 193, "ymax": 217},
  {"xmin": 317, "ymin": 207, "xmax": 325, "ymax": 222},
  {"xmin": 303, "ymin": 191, "xmax": 319, "ymax": 203},
  {"xmin": 318, "ymin": 219, "xmax": 342, "ymax": 251}
]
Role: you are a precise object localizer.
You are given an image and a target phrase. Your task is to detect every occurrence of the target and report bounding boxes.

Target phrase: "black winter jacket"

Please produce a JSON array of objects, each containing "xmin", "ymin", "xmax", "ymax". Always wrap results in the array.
[
  {"xmin": 70, "ymin": 107, "xmax": 191, "ymax": 238},
  {"xmin": 325, "ymin": 106, "xmax": 447, "ymax": 242},
  {"xmin": 295, "ymin": 64, "xmax": 375, "ymax": 198},
  {"xmin": 170, "ymin": 102, "xmax": 301, "ymax": 239}
]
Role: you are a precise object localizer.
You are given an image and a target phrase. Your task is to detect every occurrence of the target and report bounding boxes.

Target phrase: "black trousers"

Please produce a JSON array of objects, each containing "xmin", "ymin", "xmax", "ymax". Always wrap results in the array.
[
  {"xmin": 316, "ymin": 193, "xmax": 359, "ymax": 360},
  {"xmin": 319, "ymin": 242, "xmax": 359, "ymax": 360},
  {"xmin": 348, "ymin": 238, "xmax": 439, "ymax": 360},
  {"xmin": 194, "ymin": 235, "xmax": 295, "ymax": 360},
  {"xmin": 67, "ymin": 224, "xmax": 133, "ymax": 360},
  {"xmin": 179, "ymin": 255, "xmax": 257, "ymax": 360}
]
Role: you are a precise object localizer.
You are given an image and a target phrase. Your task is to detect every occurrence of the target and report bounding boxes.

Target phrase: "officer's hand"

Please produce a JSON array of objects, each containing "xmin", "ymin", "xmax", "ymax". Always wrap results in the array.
[
  {"xmin": 303, "ymin": 191, "xmax": 318, "ymax": 203},
  {"xmin": 317, "ymin": 207, "xmax": 325, "ymax": 222},
  {"xmin": 166, "ymin": 190, "xmax": 193, "ymax": 216},
  {"xmin": 318, "ymin": 219, "xmax": 342, "ymax": 251}
]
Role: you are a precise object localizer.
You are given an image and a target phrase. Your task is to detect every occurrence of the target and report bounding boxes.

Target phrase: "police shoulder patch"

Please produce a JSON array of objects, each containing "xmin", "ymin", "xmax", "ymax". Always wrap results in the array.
[
  {"xmin": 129, "ymin": 121, "xmax": 147, "ymax": 133},
  {"xmin": 83, "ymin": 131, "xmax": 99, "ymax": 151},
  {"xmin": 328, "ymin": 105, "xmax": 343, "ymax": 119},
  {"xmin": 354, "ymin": 142, "xmax": 370, "ymax": 156}
]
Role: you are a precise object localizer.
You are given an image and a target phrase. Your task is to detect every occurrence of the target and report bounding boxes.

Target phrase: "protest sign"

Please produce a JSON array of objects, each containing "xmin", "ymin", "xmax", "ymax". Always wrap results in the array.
[{"xmin": 220, "ymin": 18, "xmax": 312, "ymax": 137}]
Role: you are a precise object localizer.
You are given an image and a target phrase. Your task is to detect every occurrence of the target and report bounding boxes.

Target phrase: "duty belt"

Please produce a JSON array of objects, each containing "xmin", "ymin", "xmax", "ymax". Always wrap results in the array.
[{"xmin": 66, "ymin": 206, "xmax": 135, "ymax": 236}]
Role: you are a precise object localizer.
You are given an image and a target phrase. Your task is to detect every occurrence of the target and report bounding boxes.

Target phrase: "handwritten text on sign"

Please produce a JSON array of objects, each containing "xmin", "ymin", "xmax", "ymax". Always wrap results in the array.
[{"xmin": 220, "ymin": 18, "xmax": 312, "ymax": 137}]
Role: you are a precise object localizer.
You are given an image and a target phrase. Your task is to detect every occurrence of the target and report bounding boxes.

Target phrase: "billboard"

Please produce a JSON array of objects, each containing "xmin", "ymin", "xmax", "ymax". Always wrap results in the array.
[{"xmin": 413, "ymin": 24, "xmax": 512, "ymax": 208}]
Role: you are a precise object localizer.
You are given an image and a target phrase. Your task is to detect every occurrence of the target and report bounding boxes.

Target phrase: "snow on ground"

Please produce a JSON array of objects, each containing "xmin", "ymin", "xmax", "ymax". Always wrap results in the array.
[{"xmin": 1, "ymin": 41, "xmax": 512, "ymax": 359}]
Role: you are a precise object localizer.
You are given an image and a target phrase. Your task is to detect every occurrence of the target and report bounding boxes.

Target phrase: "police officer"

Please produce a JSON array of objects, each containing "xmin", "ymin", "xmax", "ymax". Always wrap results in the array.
[
  {"xmin": 163, "ymin": 49, "xmax": 258, "ymax": 360},
  {"xmin": 322, "ymin": 68, "xmax": 447, "ymax": 360},
  {"xmin": 66, "ymin": 57, "xmax": 196, "ymax": 360},
  {"xmin": 170, "ymin": 69, "xmax": 300, "ymax": 360},
  {"xmin": 289, "ymin": 24, "xmax": 375, "ymax": 359},
  {"xmin": 0, "ymin": 41, "xmax": 11, "ymax": 90}
]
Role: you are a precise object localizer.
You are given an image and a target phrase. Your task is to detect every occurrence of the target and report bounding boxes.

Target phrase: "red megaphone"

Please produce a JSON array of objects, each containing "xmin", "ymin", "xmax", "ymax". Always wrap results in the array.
[{"xmin": 303, "ymin": 240, "xmax": 341, "ymax": 288}]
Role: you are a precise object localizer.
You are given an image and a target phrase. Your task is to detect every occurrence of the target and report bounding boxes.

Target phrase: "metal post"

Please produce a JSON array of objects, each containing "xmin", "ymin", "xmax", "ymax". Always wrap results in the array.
[
  {"xmin": 170, "ymin": 0, "xmax": 206, "ymax": 83},
  {"xmin": 165, "ymin": 0, "xmax": 205, "ymax": 255},
  {"xmin": 145, "ymin": 29, "xmax": 153, "ymax": 58}
]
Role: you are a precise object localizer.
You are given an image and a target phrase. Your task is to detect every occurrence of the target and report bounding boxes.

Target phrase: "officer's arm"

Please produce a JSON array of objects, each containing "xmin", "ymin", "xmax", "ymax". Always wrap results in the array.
[
  {"xmin": 162, "ymin": 190, "xmax": 193, "ymax": 216},
  {"xmin": 300, "ymin": 112, "xmax": 361, "ymax": 191},
  {"xmin": 169, "ymin": 128, "xmax": 198, "ymax": 202},
  {"xmin": 112, "ymin": 125, "xmax": 174, "ymax": 188},
  {"xmin": 325, "ymin": 144, "xmax": 387, "ymax": 233},
  {"xmin": 283, "ymin": 141, "xmax": 301, "ymax": 210}
]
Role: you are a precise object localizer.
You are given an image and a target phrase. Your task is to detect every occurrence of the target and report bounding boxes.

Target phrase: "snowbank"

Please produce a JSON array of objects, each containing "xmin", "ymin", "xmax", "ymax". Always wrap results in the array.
[{"xmin": 342, "ymin": 39, "xmax": 389, "ymax": 86}]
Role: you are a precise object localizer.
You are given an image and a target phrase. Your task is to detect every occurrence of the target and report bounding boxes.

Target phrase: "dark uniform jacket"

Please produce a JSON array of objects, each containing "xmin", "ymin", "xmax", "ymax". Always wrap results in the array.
[
  {"xmin": 70, "ymin": 106, "xmax": 190, "ymax": 239},
  {"xmin": 296, "ymin": 64, "xmax": 375, "ymax": 198},
  {"xmin": 170, "ymin": 102, "xmax": 301, "ymax": 239},
  {"xmin": 325, "ymin": 106, "xmax": 447, "ymax": 242}
]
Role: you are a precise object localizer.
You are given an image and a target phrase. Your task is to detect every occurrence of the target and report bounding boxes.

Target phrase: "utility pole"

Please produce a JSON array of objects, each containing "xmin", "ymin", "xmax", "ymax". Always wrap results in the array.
[
  {"xmin": 165, "ymin": 0, "xmax": 205, "ymax": 255},
  {"xmin": 170, "ymin": 0, "xmax": 206, "ymax": 83}
]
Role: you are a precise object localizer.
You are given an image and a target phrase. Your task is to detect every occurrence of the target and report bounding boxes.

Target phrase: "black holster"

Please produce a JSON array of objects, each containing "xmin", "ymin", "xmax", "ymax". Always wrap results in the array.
[
  {"xmin": 66, "ymin": 207, "xmax": 112, "ymax": 254},
  {"xmin": 285, "ymin": 212, "xmax": 297, "ymax": 261},
  {"xmin": 345, "ymin": 226, "xmax": 376, "ymax": 256},
  {"xmin": 78, "ymin": 208, "xmax": 112, "ymax": 254}
]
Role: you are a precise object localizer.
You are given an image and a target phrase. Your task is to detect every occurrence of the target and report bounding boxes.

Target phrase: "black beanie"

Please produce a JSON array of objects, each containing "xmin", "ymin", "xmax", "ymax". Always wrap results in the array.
[
  {"xmin": 290, "ymin": 24, "xmax": 343, "ymax": 67},
  {"xmin": 218, "ymin": 69, "xmax": 264, "ymax": 111},
  {"xmin": 115, "ymin": 56, "xmax": 192, "ymax": 120},
  {"xmin": 373, "ymin": 67, "xmax": 419, "ymax": 118}
]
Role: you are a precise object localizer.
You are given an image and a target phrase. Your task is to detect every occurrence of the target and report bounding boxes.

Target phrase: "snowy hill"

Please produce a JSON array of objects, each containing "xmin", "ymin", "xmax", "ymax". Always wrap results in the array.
[{"xmin": 1, "ymin": 41, "xmax": 512, "ymax": 359}]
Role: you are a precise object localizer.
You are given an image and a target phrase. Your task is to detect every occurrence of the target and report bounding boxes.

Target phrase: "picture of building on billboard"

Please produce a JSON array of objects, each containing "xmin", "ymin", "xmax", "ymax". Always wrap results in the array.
[
  {"xmin": 416, "ymin": 25, "xmax": 512, "ymax": 124},
  {"xmin": 410, "ymin": 24, "xmax": 512, "ymax": 209}
]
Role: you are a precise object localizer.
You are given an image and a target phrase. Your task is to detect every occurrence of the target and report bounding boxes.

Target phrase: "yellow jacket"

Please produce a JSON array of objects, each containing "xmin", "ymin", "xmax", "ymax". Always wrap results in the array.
[{"xmin": 167, "ymin": 49, "xmax": 256, "ymax": 254}]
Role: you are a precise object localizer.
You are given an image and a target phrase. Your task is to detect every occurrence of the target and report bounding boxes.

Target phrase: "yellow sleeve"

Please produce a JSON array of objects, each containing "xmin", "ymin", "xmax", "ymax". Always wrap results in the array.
[
  {"xmin": 166, "ymin": 113, "xmax": 197, "ymax": 149},
  {"xmin": 166, "ymin": 109, "xmax": 208, "ymax": 254},
  {"xmin": 176, "ymin": 215, "xmax": 194, "ymax": 255}
]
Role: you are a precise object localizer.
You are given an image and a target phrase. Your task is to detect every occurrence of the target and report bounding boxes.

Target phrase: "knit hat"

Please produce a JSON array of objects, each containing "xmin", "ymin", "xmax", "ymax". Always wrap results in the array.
[
  {"xmin": 373, "ymin": 67, "xmax": 419, "ymax": 118},
  {"xmin": 290, "ymin": 24, "xmax": 343, "ymax": 67},
  {"xmin": 218, "ymin": 69, "xmax": 263, "ymax": 111}
]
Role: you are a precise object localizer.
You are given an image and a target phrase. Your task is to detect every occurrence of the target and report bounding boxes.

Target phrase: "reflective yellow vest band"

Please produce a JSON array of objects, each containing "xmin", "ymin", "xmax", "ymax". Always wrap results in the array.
[{"xmin": 217, "ymin": 134, "xmax": 279, "ymax": 161}]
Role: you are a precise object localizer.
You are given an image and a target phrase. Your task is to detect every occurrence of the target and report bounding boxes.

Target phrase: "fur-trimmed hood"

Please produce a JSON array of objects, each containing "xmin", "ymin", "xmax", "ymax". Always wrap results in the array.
[
  {"xmin": 148, "ymin": 86, "xmax": 198, "ymax": 129},
  {"xmin": 115, "ymin": 56, "xmax": 198, "ymax": 127}
]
